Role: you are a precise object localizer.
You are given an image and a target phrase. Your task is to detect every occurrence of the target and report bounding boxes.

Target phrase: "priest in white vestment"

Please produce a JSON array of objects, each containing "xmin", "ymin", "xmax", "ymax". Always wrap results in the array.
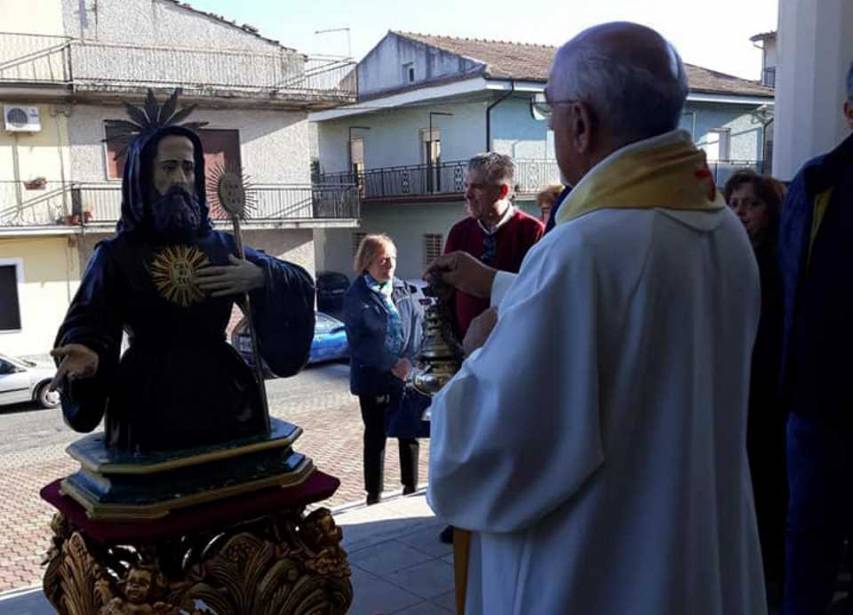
[{"xmin": 426, "ymin": 22, "xmax": 767, "ymax": 615}]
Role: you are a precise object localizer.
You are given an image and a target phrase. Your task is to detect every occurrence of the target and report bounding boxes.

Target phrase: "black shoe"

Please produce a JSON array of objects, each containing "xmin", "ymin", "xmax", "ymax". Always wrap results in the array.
[
  {"xmin": 366, "ymin": 493, "xmax": 380, "ymax": 506},
  {"xmin": 439, "ymin": 525, "xmax": 454, "ymax": 544},
  {"xmin": 402, "ymin": 485, "xmax": 416, "ymax": 495}
]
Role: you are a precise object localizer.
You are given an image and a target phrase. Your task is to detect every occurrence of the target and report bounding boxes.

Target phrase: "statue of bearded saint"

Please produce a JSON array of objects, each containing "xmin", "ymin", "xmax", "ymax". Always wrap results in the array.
[{"xmin": 50, "ymin": 98, "xmax": 315, "ymax": 453}]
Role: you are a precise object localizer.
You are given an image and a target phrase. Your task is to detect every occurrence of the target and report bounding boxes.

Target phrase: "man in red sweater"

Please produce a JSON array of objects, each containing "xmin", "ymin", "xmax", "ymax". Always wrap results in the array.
[{"xmin": 444, "ymin": 153, "xmax": 544, "ymax": 339}]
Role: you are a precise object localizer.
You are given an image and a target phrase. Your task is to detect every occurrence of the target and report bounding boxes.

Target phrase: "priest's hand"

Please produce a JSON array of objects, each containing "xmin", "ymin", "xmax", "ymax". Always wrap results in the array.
[
  {"xmin": 49, "ymin": 343, "xmax": 99, "ymax": 391},
  {"xmin": 197, "ymin": 255, "xmax": 265, "ymax": 298},
  {"xmin": 425, "ymin": 251, "xmax": 497, "ymax": 299},
  {"xmin": 463, "ymin": 307, "xmax": 498, "ymax": 356},
  {"xmin": 391, "ymin": 357, "xmax": 412, "ymax": 381}
]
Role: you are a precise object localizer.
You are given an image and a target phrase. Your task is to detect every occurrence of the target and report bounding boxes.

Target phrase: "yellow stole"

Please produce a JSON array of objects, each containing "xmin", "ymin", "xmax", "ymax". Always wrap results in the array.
[{"xmin": 555, "ymin": 130, "xmax": 725, "ymax": 227}]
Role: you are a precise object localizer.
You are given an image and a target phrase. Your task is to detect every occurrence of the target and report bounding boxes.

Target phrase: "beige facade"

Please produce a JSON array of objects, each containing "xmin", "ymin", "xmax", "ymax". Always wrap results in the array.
[
  {"xmin": 0, "ymin": 236, "xmax": 79, "ymax": 356},
  {"xmin": 0, "ymin": 0, "xmax": 357, "ymax": 358},
  {"xmin": 0, "ymin": 104, "xmax": 71, "ymax": 225}
]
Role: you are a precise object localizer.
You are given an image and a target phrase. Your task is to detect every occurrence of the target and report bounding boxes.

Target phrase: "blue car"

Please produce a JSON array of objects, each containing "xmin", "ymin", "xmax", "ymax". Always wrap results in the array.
[
  {"xmin": 231, "ymin": 312, "xmax": 349, "ymax": 374},
  {"xmin": 308, "ymin": 312, "xmax": 350, "ymax": 364}
]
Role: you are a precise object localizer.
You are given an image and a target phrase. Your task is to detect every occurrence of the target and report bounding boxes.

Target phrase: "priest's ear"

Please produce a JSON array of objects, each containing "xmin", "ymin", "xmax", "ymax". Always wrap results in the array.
[{"xmin": 567, "ymin": 101, "xmax": 596, "ymax": 154}]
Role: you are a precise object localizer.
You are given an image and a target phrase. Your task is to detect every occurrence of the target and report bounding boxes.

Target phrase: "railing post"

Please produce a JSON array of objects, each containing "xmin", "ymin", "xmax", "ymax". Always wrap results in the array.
[
  {"xmin": 71, "ymin": 184, "xmax": 82, "ymax": 220},
  {"xmin": 65, "ymin": 40, "xmax": 72, "ymax": 84}
]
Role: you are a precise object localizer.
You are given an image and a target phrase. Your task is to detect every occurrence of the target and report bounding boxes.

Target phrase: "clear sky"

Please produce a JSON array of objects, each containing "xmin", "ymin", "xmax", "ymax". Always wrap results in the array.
[{"xmin": 188, "ymin": 0, "xmax": 778, "ymax": 80}]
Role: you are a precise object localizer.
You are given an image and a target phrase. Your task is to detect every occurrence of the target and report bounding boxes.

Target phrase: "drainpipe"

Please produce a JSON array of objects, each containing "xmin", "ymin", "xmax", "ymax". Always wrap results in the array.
[
  {"xmin": 485, "ymin": 79, "xmax": 515, "ymax": 152},
  {"xmin": 11, "ymin": 134, "xmax": 22, "ymax": 208},
  {"xmin": 50, "ymin": 105, "xmax": 71, "ymax": 217},
  {"xmin": 682, "ymin": 110, "xmax": 697, "ymax": 141}
]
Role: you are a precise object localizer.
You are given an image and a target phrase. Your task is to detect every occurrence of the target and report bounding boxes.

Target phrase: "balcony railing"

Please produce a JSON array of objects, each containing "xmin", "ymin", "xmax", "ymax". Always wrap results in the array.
[
  {"xmin": 0, "ymin": 32, "xmax": 356, "ymax": 103},
  {"xmin": 708, "ymin": 160, "xmax": 767, "ymax": 187},
  {"xmin": 317, "ymin": 159, "xmax": 563, "ymax": 201},
  {"xmin": 317, "ymin": 158, "xmax": 764, "ymax": 202},
  {"xmin": 0, "ymin": 181, "xmax": 359, "ymax": 229},
  {"xmin": 0, "ymin": 32, "xmax": 70, "ymax": 83}
]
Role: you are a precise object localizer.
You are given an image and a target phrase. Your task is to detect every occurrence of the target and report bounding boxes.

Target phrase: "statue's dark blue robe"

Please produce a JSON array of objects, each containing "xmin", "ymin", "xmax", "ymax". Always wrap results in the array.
[{"xmin": 55, "ymin": 126, "xmax": 315, "ymax": 452}]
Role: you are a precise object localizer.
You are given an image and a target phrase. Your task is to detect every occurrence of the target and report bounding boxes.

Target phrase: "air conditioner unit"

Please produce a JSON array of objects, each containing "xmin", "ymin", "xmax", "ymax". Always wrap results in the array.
[{"xmin": 4, "ymin": 105, "xmax": 41, "ymax": 133}]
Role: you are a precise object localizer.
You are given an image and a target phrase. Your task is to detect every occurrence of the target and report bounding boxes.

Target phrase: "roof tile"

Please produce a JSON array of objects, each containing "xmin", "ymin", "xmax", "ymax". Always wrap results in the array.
[{"xmin": 394, "ymin": 31, "xmax": 773, "ymax": 98}]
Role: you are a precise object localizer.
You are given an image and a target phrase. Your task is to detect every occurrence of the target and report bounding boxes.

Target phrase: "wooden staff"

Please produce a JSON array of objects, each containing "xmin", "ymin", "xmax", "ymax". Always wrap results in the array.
[
  {"xmin": 454, "ymin": 528, "xmax": 472, "ymax": 614},
  {"xmin": 215, "ymin": 170, "xmax": 271, "ymax": 433}
]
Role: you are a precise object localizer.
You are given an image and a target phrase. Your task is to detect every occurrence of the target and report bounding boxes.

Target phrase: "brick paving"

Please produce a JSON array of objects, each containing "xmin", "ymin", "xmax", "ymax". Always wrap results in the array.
[{"xmin": 0, "ymin": 362, "xmax": 430, "ymax": 594}]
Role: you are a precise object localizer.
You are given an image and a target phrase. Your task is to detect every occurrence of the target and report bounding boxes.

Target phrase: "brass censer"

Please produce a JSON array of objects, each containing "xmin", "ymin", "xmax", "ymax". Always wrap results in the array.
[{"xmin": 413, "ymin": 277, "xmax": 464, "ymax": 396}]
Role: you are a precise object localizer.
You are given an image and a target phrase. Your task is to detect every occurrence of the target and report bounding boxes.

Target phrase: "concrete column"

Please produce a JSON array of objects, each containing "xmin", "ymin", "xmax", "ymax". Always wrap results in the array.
[{"xmin": 772, "ymin": 0, "xmax": 853, "ymax": 180}]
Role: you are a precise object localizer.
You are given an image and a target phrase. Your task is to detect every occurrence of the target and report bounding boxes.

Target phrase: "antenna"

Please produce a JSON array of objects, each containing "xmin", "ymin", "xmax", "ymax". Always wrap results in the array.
[{"xmin": 315, "ymin": 27, "xmax": 352, "ymax": 59}]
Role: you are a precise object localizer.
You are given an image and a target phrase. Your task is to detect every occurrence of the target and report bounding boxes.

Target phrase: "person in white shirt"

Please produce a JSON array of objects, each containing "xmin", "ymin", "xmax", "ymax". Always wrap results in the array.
[{"xmin": 425, "ymin": 21, "xmax": 766, "ymax": 615}]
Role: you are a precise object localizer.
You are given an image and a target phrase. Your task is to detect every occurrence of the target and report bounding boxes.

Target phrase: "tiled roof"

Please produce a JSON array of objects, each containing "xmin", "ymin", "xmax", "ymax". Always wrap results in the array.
[
  {"xmin": 394, "ymin": 31, "xmax": 773, "ymax": 98},
  {"xmin": 163, "ymin": 0, "xmax": 296, "ymax": 51},
  {"xmin": 395, "ymin": 32, "xmax": 554, "ymax": 81},
  {"xmin": 683, "ymin": 64, "xmax": 773, "ymax": 97}
]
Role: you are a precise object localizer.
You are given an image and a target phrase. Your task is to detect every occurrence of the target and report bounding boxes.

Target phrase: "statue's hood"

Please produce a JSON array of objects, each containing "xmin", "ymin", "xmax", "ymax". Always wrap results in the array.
[{"xmin": 116, "ymin": 125, "xmax": 212, "ymax": 238}]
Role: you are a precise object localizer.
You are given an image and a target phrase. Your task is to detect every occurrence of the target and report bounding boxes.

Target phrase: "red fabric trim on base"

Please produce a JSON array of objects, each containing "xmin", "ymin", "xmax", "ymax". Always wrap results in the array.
[{"xmin": 40, "ymin": 471, "xmax": 340, "ymax": 544}]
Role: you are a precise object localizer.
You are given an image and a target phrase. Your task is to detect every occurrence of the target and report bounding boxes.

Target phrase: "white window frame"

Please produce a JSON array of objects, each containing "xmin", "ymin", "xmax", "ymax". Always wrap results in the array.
[
  {"xmin": 0, "ymin": 258, "xmax": 24, "ymax": 334},
  {"xmin": 349, "ymin": 137, "xmax": 365, "ymax": 174},
  {"xmin": 402, "ymin": 62, "xmax": 415, "ymax": 83},
  {"xmin": 419, "ymin": 128, "xmax": 441, "ymax": 164},
  {"xmin": 705, "ymin": 128, "xmax": 731, "ymax": 162}
]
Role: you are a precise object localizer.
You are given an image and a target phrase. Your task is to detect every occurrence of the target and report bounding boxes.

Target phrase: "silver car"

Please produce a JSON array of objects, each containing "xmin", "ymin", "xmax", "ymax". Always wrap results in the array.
[{"xmin": 0, "ymin": 353, "xmax": 60, "ymax": 409}]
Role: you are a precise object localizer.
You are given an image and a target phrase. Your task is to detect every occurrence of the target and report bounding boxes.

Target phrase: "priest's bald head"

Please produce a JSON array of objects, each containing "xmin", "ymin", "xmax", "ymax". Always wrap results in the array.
[{"xmin": 546, "ymin": 22, "xmax": 688, "ymax": 187}]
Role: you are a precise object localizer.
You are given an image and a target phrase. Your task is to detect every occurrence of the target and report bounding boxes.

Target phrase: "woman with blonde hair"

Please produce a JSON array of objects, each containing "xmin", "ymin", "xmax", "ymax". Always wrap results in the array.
[
  {"xmin": 343, "ymin": 234, "xmax": 423, "ymax": 505},
  {"xmin": 536, "ymin": 183, "xmax": 564, "ymax": 227}
]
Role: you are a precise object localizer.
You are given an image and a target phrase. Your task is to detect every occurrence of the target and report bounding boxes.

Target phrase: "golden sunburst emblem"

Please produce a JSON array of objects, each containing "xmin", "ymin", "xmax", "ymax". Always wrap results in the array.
[{"xmin": 150, "ymin": 245, "xmax": 210, "ymax": 307}]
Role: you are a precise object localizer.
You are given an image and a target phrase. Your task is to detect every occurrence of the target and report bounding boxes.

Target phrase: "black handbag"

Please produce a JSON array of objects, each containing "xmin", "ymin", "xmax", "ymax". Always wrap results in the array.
[{"xmin": 385, "ymin": 386, "xmax": 431, "ymax": 439}]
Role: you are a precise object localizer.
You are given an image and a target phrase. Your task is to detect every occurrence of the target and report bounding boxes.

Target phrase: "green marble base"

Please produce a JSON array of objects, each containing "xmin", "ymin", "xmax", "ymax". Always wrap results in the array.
[{"xmin": 61, "ymin": 418, "xmax": 315, "ymax": 520}]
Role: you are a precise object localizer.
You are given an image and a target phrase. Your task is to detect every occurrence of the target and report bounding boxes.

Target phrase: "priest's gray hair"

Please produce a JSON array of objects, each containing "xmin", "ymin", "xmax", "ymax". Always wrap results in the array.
[
  {"xmin": 467, "ymin": 152, "xmax": 515, "ymax": 186},
  {"xmin": 558, "ymin": 35, "xmax": 688, "ymax": 144}
]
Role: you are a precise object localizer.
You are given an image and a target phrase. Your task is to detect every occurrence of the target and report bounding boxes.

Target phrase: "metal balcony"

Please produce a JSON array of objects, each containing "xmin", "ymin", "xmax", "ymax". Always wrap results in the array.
[
  {"xmin": 0, "ymin": 32, "xmax": 356, "ymax": 106},
  {"xmin": 316, "ymin": 158, "xmax": 765, "ymax": 203},
  {"xmin": 0, "ymin": 181, "xmax": 359, "ymax": 231},
  {"xmin": 316, "ymin": 159, "xmax": 563, "ymax": 202}
]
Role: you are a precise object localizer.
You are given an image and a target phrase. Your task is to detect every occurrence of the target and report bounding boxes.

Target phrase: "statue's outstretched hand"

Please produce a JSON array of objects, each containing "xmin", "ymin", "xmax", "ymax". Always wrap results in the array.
[
  {"xmin": 197, "ymin": 255, "xmax": 265, "ymax": 298},
  {"xmin": 49, "ymin": 343, "xmax": 99, "ymax": 392},
  {"xmin": 424, "ymin": 251, "xmax": 497, "ymax": 299}
]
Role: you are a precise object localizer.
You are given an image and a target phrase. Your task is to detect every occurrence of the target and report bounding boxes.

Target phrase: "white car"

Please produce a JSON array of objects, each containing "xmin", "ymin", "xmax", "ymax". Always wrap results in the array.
[{"xmin": 0, "ymin": 353, "xmax": 60, "ymax": 409}]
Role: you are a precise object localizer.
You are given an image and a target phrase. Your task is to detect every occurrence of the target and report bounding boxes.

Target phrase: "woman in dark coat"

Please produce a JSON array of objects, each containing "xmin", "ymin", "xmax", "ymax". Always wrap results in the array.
[
  {"xmin": 343, "ymin": 234, "xmax": 423, "ymax": 505},
  {"xmin": 725, "ymin": 169, "xmax": 787, "ymax": 606}
]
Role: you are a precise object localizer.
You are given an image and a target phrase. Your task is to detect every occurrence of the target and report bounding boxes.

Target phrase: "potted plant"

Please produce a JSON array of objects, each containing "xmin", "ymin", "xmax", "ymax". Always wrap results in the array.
[{"xmin": 23, "ymin": 177, "xmax": 47, "ymax": 190}]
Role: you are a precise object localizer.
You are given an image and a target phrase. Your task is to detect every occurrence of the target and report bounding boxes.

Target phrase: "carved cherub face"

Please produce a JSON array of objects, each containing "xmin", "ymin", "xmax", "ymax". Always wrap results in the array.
[{"xmin": 124, "ymin": 568, "xmax": 153, "ymax": 604}]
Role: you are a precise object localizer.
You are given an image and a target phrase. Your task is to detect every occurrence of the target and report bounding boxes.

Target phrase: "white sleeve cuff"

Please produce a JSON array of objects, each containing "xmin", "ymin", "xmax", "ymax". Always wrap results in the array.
[{"xmin": 490, "ymin": 270, "xmax": 517, "ymax": 309}]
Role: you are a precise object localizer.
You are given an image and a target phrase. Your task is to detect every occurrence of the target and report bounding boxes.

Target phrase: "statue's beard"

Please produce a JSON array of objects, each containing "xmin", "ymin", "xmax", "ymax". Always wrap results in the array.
[{"xmin": 149, "ymin": 186, "xmax": 203, "ymax": 243}]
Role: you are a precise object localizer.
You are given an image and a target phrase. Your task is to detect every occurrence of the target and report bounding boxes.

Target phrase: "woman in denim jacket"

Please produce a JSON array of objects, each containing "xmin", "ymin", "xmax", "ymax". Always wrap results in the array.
[{"xmin": 344, "ymin": 234, "xmax": 423, "ymax": 505}]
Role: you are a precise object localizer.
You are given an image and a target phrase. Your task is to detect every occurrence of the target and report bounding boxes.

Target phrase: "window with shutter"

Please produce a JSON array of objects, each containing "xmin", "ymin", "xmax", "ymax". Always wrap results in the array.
[{"xmin": 0, "ymin": 263, "xmax": 22, "ymax": 331}]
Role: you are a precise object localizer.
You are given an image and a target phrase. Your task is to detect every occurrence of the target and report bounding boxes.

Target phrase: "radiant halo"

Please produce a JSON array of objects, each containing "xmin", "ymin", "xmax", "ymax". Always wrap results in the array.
[{"xmin": 150, "ymin": 245, "xmax": 210, "ymax": 307}]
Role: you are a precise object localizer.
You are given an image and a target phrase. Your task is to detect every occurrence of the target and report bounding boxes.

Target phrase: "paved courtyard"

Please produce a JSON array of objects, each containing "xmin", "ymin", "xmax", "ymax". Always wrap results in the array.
[
  {"xmin": 0, "ymin": 362, "xmax": 430, "ymax": 594},
  {"xmin": 0, "ymin": 492, "xmax": 454, "ymax": 615}
]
